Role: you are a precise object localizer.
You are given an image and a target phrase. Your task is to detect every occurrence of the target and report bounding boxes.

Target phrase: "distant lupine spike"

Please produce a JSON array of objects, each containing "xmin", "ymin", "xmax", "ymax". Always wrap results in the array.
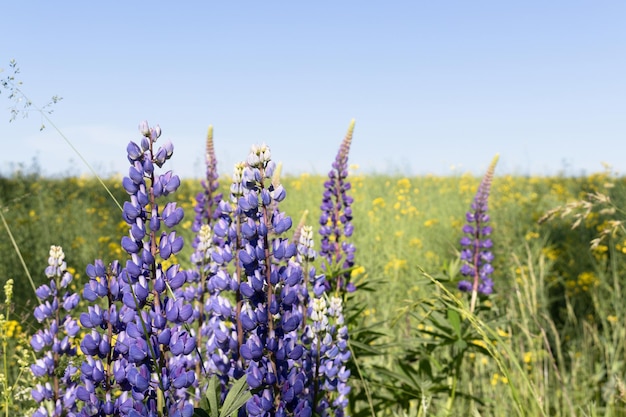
[
  {"xmin": 458, "ymin": 154, "xmax": 499, "ymax": 313},
  {"xmin": 319, "ymin": 119, "xmax": 357, "ymax": 295},
  {"xmin": 30, "ymin": 245, "xmax": 80, "ymax": 417},
  {"xmin": 194, "ymin": 216, "xmax": 240, "ymax": 402},
  {"xmin": 186, "ymin": 126, "xmax": 232, "ymax": 403},
  {"xmin": 192, "ymin": 125, "xmax": 223, "ymax": 237}
]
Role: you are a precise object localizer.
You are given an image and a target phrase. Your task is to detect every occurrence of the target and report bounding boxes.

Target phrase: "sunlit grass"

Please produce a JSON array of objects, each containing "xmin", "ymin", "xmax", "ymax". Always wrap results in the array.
[{"xmin": 3, "ymin": 168, "xmax": 626, "ymax": 415}]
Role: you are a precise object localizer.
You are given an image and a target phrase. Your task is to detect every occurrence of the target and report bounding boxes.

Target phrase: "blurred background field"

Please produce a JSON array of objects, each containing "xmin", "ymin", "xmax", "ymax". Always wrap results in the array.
[{"xmin": 3, "ymin": 165, "xmax": 626, "ymax": 415}]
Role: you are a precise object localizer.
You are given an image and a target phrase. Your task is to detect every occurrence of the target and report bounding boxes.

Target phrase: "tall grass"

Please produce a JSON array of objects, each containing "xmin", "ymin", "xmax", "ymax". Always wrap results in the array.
[{"xmin": 3, "ymin": 167, "xmax": 626, "ymax": 415}]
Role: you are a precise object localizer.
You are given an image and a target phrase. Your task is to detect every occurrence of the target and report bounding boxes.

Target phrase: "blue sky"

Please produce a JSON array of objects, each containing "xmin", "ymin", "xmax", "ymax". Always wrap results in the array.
[{"xmin": 2, "ymin": 1, "xmax": 626, "ymax": 178}]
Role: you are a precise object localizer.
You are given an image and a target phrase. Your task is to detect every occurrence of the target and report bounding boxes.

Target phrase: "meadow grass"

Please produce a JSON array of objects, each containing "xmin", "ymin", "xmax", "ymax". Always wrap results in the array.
[{"xmin": 2, "ymin": 168, "xmax": 626, "ymax": 416}]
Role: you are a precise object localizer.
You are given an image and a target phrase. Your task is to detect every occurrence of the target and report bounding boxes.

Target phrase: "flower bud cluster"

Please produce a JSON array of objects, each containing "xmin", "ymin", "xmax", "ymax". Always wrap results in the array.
[
  {"xmin": 3, "ymin": 278, "xmax": 13, "ymax": 305},
  {"xmin": 30, "ymin": 245, "xmax": 80, "ymax": 417},
  {"xmin": 458, "ymin": 155, "xmax": 499, "ymax": 298},
  {"xmin": 319, "ymin": 121, "xmax": 356, "ymax": 294}
]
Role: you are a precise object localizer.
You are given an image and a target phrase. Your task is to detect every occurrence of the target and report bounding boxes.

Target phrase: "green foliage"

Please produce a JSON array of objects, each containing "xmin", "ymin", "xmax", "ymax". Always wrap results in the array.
[
  {"xmin": 194, "ymin": 376, "xmax": 252, "ymax": 417},
  {"xmin": 0, "ymin": 279, "xmax": 36, "ymax": 416},
  {"xmin": 5, "ymin": 171, "xmax": 626, "ymax": 415}
]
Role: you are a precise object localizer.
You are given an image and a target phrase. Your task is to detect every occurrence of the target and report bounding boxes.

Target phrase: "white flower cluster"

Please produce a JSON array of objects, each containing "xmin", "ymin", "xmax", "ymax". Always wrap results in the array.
[
  {"xmin": 48, "ymin": 245, "xmax": 65, "ymax": 267},
  {"xmin": 246, "ymin": 143, "xmax": 271, "ymax": 168},
  {"xmin": 311, "ymin": 297, "xmax": 329, "ymax": 333},
  {"xmin": 45, "ymin": 245, "xmax": 67, "ymax": 279},
  {"xmin": 230, "ymin": 162, "xmax": 246, "ymax": 202}
]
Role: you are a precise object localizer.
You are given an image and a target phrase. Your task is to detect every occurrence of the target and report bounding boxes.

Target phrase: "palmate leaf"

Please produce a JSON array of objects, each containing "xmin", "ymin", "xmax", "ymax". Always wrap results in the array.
[
  {"xmin": 373, "ymin": 360, "xmax": 439, "ymax": 401},
  {"xmin": 447, "ymin": 308, "xmax": 462, "ymax": 339},
  {"xmin": 194, "ymin": 375, "xmax": 251, "ymax": 417},
  {"xmin": 349, "ymin": 339, "xmax": 386, "ymax": 356},
  {"xmin": 194, "ymin": 376, "xmax": 220, "ymax": 417},
  {"xmin": 421, "ymin": 311, "xmax": 450, "ymax": 333},
  {"xmin": 219, "ymin": 375, "xmax": 252, "ymax": 417},
  {"xmin": 207, "ymin": 376, "xmax": 220, "ymax": 417}
]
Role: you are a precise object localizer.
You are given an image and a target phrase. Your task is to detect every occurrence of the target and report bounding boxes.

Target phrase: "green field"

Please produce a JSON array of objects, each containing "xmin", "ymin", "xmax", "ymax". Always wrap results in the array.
[{"xmin": 2, "ymin": 166, "xmax": 626, "ymax": 416}]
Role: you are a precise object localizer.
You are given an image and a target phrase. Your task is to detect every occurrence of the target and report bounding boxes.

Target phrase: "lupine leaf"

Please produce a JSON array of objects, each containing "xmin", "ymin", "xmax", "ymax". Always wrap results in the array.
[
  {"xmin": 447, "ymin": 308, "xmax": 462, "ymax": 338},
  {"xmin": 349, "ymin": 339, "xmax": 385, "ymax": 356},
  {"xmin": 374, "ymin": 366, "xmax": 418, "ymax": 388},
  {"xmin": 219, "ymin": 375, "xmax": 251, "ymax": 417},
  {"xmin": 205, "ymin": 375, "xmax": 220, "ymax": 417}
]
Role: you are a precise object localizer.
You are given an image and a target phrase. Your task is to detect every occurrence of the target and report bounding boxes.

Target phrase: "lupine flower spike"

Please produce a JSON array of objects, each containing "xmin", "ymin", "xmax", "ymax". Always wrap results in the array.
[
  {"xmin": 76, "ymin": 121, "xmax": 196, "ymax": 416},
  {"xmin": 30, "ymin": 245, "xmax": 80, "ymax": 417},
  {"xmin": 121, "ymin": 121, "xmax": 196, "ymax": 416},
  {"xmin": 188, "ymin": 125, "xmax": 226, "ymax": 400},
  {"xmin": 189, "ymin": 144, "xmax": 314, "ymax": 415},
  {"xmin": 233, "ymin": 144, "xmax": 313, "ymax": 415},
  {"xmin": 458, "ymin": 154, "xmax": 499, "ymax": 313},
  {"xmin": 319, "ymin": 119, "xmax": 356, "ymax": 295},
  {"xmin": 192, "ymin": 125, "xmax": 222, "ymax": 236}
]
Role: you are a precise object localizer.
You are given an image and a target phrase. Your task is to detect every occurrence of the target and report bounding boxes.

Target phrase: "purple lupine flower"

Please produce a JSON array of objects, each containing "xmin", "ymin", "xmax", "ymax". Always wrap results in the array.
[
  {"xmin": 76, "ymin": 259, "xmax": 135, "ymax": 416},
  {"xmin": 234, "ymin": 144, "xmax": 314, "ymax": 415},
  {"xmin": 192, "ymin": 125, "xmax": 223, "ymax": 237},
  {"xmin": 196, "ymin": 144, "xmax": 321, "ymax": 414},
  {"xmin": 30, "ymin": 245, "xmax": 80, "ymax": 416},
  {"xmin": 306, "ymin": 294, "xmax": 351, "ymax": 417},
  {"xmin": 119, "ymin": 121, "xmax": 196, "ymax": 414},
  {"xmin": 76, "ymin": 121, "xmax": 196, "ymax": 416},
  {"xmin": 457, "ymin": 154, "xmax": 499, "ymax": 313},
  {"xmin": 319, "ymin": 120, "xmax": 357, "ymax": 295},
  {"xmin": 185, "ymin": 133, "xmax": 238, "ymax": 405}
]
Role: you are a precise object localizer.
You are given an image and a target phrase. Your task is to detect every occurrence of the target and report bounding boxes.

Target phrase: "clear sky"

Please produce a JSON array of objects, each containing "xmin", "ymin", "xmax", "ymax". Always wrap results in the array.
[{"xmin": 2, "ymin": 1, "xmax": 626, "ymax": 178}]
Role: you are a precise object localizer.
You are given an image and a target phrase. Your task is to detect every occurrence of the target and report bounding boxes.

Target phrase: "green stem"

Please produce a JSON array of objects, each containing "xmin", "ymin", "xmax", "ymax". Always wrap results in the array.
[
  {"xmin": 12, "ymin": 86, "xmax": 122, "ymax": 211},
  {"xmin": 3, "ymin": 304, "xmax": 9, "ymax": 417},
  {"xmin": 444, "ymin": 355, "xmax": 462, "ymax": 416},
  {"xmin": 0, "ymin": 209, "xmax": 36, "ymax": 295},
  {"xmin": 347, "ymin": 340, "xmax": 376, "ymax": 417}
]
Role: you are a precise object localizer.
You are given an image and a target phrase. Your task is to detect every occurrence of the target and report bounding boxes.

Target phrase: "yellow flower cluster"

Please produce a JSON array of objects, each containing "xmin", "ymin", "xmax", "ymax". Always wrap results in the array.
[
  {"xmin": 392, "ymin": 178, "xmax": 419, "ymax": 220},
  {"xmin": 3, "ymin": 320, "xmax": 22, "ymax": 339},
  {"xmin": 491, "ymin": 373, "xmax": 508, "ymax": 386},
  {"xmin": 565, "ymin": 271, "xmax": 600, "ymax": 294},
  {"xmin": 384, "ymin": 257, "xmax": 408, "ymax": 275},
  {"xmin": 350, "ymin": 266, "xmax": 366, "ymax": 279}
]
